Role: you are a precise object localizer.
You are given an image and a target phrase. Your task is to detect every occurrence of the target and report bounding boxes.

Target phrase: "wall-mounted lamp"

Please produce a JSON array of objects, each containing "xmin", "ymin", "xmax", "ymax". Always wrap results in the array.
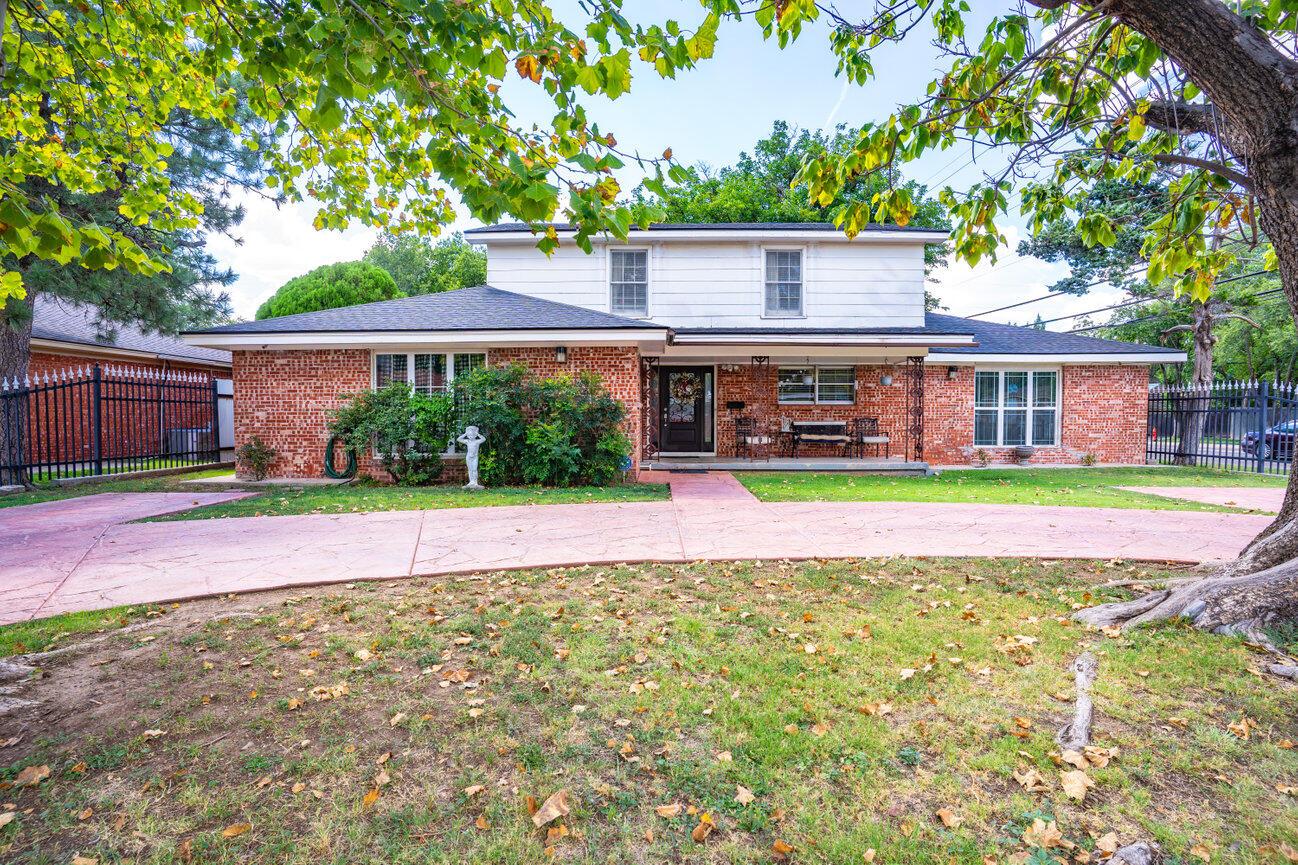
[
  {"xmin": 555, "ymin": 346, "xmax": 568, "ymax": 363},
  {"xmin": 947, "ymin": 365, "xmax": 959, "ymax": 380},
  {"xmin": 880, "ymin": 373, "xmax": 894, "ymax": 386}
]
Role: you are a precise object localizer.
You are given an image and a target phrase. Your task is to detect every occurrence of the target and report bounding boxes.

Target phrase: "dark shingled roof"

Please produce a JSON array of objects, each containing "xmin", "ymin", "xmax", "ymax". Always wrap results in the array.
[
  {"xmin": 34, "ymin": 296, "xmax": 232, "ymax": 366},
  {"xmin": 675, "ymin": 313, "xmax": 1175, "ymax": 355},
  {"xmin": 465, "ymin": 222, "xmax": 947, "ymax": 236},
  {"xmin": 924, "ymin": 312, "xmax": 1176, "ymax": 355},
  {"xmin": 188, "ymin": 285, "xmax": 669, "ymax": 335}
]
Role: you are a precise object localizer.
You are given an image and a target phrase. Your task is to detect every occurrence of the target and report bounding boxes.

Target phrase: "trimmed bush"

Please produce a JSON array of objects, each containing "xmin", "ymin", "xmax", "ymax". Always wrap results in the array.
[
  {"xmin": 453, "ymin": 363, "xmax": 629, "ymax": 487},
  {"xmin": 328, "ymin": 383, "xmax": 453, "ymax": 485},
  {"xmin": 255, "ymin": 261, "xmax": 403, "ymax": 320}
]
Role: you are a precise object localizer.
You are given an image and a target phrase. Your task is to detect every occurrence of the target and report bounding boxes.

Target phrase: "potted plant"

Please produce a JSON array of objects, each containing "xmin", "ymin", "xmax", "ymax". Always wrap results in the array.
[{"xmin": 1014, "ymin": 445, "xmax": 1036, "ymax": 463}]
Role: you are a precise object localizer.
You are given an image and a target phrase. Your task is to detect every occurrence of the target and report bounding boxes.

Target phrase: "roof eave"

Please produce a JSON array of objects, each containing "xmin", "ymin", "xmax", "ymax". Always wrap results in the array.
[
  {"xmin": 927, "ymin": 350, "xmax": 1188, "ymax": 364},
  {"xmin": 468, "ymin": 227, "xmax": 948, "ymax": 243},
  {"xmin": 31, "ymin": 336, "xmax": 231, "ymax": 367},
  {"xmin": 183, "ymin": 327, "xmax": 671, "ymax": 351}
]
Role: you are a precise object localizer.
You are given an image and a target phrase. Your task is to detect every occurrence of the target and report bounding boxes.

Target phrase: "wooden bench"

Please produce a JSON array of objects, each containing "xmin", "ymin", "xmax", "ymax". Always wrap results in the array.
[{"xmin": 786, "ymin": 421, "xmax": 850, "ymax": 457}]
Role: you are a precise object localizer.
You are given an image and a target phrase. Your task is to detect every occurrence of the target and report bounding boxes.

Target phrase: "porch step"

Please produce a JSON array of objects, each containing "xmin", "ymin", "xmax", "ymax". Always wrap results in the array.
[{"xmin": 643, "ymin": 457, "xmax": 931, "ymax": 476}]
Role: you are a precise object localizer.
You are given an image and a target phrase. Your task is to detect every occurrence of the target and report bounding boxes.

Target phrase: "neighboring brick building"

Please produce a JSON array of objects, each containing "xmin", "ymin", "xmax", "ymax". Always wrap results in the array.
[{"xmin": 185, "ymin": 224, "xmax": 1183, "ymax": 481}]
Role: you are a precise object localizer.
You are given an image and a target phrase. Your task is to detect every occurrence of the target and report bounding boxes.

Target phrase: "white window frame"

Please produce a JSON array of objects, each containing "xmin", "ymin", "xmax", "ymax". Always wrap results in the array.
[
  {"xmin": 371, "ymin": 351, "xmax": 487, "ymax": 394},
  {"xmin": 777, "ymin": 365, "xmax": 856, "ymax": 405},
  {"xmin": 607, "ymin": 246, "xmax": 650, "ymax": 318},
  {"xmin": 973, "ymin": 367, "xmax": 1060, "ymax": 447},
  {"xmin": 762, "ymin": 246, "xmax": 806, "ymax": 319}
]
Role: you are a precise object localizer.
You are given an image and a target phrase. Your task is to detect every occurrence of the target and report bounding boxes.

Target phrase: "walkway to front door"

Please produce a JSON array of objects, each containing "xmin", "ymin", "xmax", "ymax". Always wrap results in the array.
[{"xmin": 0, "ymin": 473, "xmax": 1269, "ymax": 624}]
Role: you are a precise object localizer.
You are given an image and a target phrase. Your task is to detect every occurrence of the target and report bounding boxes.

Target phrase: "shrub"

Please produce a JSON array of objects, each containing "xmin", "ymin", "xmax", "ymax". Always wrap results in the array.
[
  {"xmin": 328, "ymin": 383, "xmax": 453, "ymax": 485},
  {"xmin": 453, "ymin": 363, "xmax": 630, "ymax": 486},
  {"xmin": 236, "ymin": 435, "xmax": 278, "ymax": 481},
  {"xmin": 973, "ymin": 448, "xmax": 990, "ymax": 468},
  {"xmin": 255, "ymin": 261, "xmax": 403, "ymax": 320},
  {"xmin": 1080, "ymin": 452, "xmax": 1097, "ymax": 466}
]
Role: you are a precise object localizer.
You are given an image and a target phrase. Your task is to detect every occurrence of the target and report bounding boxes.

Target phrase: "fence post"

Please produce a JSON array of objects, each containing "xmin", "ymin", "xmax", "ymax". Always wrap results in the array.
[
  {"xmin": 1257, "ymin": 379, "xmax": 1269, "ymax": 474},
  {"xmin": 91, "ymin": 363, "xmax": 103, "ymax": 476},
  {"xmin": 209, "ymin": 377, "xmax": 221, "ymax": 463}
]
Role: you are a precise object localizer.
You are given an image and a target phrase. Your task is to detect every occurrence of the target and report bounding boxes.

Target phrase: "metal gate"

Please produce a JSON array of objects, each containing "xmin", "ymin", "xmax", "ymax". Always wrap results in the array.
[
  {"xmin": 0, "ymin": 363, "xmax": 221, "ymax": 485},
  {"xmin": 1146, "ymin": 379, "xmax": 1297, "ymax": 475}
]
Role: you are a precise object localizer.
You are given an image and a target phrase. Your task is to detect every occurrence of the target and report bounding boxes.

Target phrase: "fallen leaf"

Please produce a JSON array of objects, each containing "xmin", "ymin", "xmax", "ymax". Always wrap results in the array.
[
  {"xmin": 13, "ymin": 765, "xmax": 50, "ymax": 787},
  {"xmin": 531, "ymin": 789, "xmax": 570, "ymax": 827},
  {"xmin": 655, "ymin": 802, "xmax": 682, "ymax": 818},
  {"xmin": 1023, "ymin": 818, "xmax": 1064, "ymax": 849},
  {"xmin": 772, "ymin": 838, "xmax": 795, "ymax": 857},
  {"xmin": 1096, "ymin": 832, "xmax": 1119, "ymax": 855},
  {"xmin": 859, "ymin": 701, "xmax": 893, "ymax": 717},
  {"xmin": 464, "ymin": 785, "xmax": 485, "ymax": 798},
  {"xmin": 1061, "ymin": 749, "xmax": 1089, "ymax": 770},
  {"xmin": 1274, "ymin": 843, "xmax": 1298, "ymax": 863},
  {"xmin": 715, "ymin": 750, "xmax": 732, "ymax": 762},
  {"xmin": 389, "ymin": 712, "xmax": 408, "ymax": 727},
  {"xmin": 862, "ymin": 849, "xmax": 877, "ymax": 863},
  {"xmin": 936, "ymin": 806, "xmax": 962, "ymax": 828},
  {"xmin": 1060, "ymin": 769, "xmax": 1095, "ymax": 802},
  {"xmin": 0, "ymin": 812, "xmax": 15, "ymax": 829},
  {"xmin": 362, "ymin": 788, "xmax": 380, "ymax": 810},
  {"xmin": 1189, "ymin": 842, "xmax": 1212, "ymax": 862},
  {"xmin": 476, "ymin": 814, "xmax": 490, "ymax": 830},
  {"xmin": 221, "ymin": 823, "xmax": 251, "ymax": 838},
  {"xmin": 900, "ymin": 668, "xmax": 917, "ymax": 680},
  {"xmin": 72, "ymin": 857, "xmax": 97, "ymax": 865},
  {"xmin": 1014, "ymin": 767, "xmax": 1049, "ymax": 792},
  {"xmin": 1277, "ymin": 783, "xmax": 1297, "ymax": 796},
  {"xmin": 691, "ymin": 812, "xmax": 715, "ymax": 843},
  {"xmin": 734, "ymin": 785, "xmax": 756, "ymax": 805},
  {"xmin": 142, "ymin": 729, "xmax": 166, "ymax": 740}
]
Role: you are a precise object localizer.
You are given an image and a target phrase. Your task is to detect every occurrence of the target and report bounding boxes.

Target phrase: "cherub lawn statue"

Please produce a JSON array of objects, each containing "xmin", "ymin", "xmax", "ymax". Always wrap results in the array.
[{"xmin": 457, "ymin": 425, "xmax": 487, "ymax": 490}]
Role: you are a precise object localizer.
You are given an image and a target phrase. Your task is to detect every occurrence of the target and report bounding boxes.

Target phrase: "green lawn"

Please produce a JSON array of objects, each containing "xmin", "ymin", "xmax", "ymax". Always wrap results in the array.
[
  {"xmin": 0, "ymin": 604, "xmax": 163, "ymax": 657},
  {"xmin": 738, "ymin": 466, "xmax": 1288, "ymax": 511},
  {"xmin": 144, "ymin": 480, "xmax": 670, "ymax": 520},
  {"xmin": 2, "ymin": 558, "xmax": 1294, "ymax": 864},
  {"xmin": 0, "ymin": 471, "xmax": 668, "ymax": 518}
]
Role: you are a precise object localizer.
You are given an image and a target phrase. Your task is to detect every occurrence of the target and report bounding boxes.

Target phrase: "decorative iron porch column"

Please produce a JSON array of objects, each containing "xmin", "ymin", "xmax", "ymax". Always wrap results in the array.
[
  {"xmin": 905, "ymin": 356, "xmax": 924, "ymax": 462},
  {"xmin": 640, "ymin": 356, "xmax": 659, "ymax": 461}
]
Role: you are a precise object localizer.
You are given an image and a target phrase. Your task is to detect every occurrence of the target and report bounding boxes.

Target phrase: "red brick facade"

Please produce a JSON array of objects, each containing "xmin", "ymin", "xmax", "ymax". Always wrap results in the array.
[
  {"xmin": 231, "ymin": 345, "xmax": 643, "ymax": 480},
  {"xmin": 921, "ymin": 363, "xmax": 1149, "ymax": 466},
  {"xmin": 229, "ymin": 346, "xmax": 1150, "ymax": 479}
]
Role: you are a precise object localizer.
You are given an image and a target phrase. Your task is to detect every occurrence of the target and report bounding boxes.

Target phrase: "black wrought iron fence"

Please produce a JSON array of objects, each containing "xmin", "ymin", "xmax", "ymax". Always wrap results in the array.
[
  {"xmin": 1147, "ymin": 379, "xmax": 1298, "ymax": 475},
  {"xmin": 0, "ymin": 363, "xmax": 221, "ymax": 485}
]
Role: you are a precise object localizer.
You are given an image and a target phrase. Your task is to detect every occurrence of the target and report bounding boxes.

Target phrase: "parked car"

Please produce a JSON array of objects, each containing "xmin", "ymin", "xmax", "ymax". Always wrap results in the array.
[{"xmin": 1241, "ymin": 420, "xmax": 1298, "ymax": 459}]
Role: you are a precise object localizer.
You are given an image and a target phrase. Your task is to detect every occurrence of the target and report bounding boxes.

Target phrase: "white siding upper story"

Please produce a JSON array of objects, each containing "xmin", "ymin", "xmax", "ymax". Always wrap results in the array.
[{"xmin": 473, "ymin": 227, "xmax": 942, "ymax": 330}]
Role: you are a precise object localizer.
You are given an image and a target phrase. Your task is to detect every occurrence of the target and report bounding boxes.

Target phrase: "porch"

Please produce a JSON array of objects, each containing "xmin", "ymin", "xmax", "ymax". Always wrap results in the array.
[
  {"xmin": 638, "ymin": 354, "xmax": 930, "ymax": 470},
  {"xmin": 641, "ymin": 455, "xmax": 931, "ymax": 475}
]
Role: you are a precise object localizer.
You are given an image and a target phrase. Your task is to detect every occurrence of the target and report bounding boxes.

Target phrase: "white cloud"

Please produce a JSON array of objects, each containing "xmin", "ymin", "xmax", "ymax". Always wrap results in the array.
[{"xmin": 929, "ymin": 225, "xmax": 1127, "ymax": 330}]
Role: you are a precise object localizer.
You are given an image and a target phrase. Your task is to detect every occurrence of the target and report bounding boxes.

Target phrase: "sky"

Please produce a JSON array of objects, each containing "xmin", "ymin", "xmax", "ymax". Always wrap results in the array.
[{"xmin": 206, "ymin": 3, "xmax": 1127, "ymax": 330}]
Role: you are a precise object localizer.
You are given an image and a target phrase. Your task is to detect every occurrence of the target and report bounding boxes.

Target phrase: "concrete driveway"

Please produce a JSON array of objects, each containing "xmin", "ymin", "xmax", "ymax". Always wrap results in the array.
[{"xmin": 0, "ymin": 475, "xmax": 1271, "ymax": 624}]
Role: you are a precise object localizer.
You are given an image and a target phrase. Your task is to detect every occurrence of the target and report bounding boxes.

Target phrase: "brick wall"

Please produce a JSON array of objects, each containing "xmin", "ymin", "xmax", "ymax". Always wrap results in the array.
[
  {"xmin": 231, "ymin": 345, "xmax": 644, "ymax": 480},
  {"xmin": 231, "ymin": 349, "xmax": 376, "ymax": 479},
  {"xmin": 923, "ymin": 363, "xmax": 1149, "ymax": 466}
]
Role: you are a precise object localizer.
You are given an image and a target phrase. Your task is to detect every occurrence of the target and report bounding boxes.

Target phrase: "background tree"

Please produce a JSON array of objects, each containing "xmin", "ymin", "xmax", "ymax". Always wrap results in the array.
[
  {"xmin": 746, "ymin": 0, "xmax": 1298, "ymax": 637},
  {"xmin": 363, "ymin": 232, "xmax": 487, "ymax": 297},
  {"xmin": 256, "ymin": 262, "xmax": 402, "ymax": 320},
  {"xmin": 635, "ymin": 121, "xmax": 950, "ymax": 307}
]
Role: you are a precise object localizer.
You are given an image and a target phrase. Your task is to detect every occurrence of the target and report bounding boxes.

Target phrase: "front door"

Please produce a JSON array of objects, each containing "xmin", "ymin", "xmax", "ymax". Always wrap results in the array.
[{"xmin": 659, "ymin": 366, "xmax": 714, "ymax": 453}]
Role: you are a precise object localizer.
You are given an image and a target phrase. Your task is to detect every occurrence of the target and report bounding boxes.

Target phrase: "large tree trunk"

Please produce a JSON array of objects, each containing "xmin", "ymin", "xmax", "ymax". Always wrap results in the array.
[
  {"xmin": 1073, "ymin": 0, "xmax": 1298, "ymax": 636},
  {"xmin": 1172, "ymin": 301, "xmax": 1214, "ymax": 466},
  {"xmin": 0, "ymin": 291, "xmax": 33, "ymax": 486}
]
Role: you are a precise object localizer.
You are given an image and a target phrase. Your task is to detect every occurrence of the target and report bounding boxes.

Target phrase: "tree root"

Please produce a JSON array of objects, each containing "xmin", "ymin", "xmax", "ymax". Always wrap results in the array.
[
  {"xmin": 1074, "ymin": 554, "xmax": 1298, "ymax": 637},
  {"xmin": 1056, "ymin": 652, "xmax": 1097, "ymax": 752}
]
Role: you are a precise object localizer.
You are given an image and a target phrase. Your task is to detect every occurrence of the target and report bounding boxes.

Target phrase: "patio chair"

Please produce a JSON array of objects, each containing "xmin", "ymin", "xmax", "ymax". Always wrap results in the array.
[
  {"xmin": 734, "ymin": 416, "xmax": 773, "ymax": 462},
  {"xmin": 849, "ymin": 417, "xmax": 890, "ymax": 458}
]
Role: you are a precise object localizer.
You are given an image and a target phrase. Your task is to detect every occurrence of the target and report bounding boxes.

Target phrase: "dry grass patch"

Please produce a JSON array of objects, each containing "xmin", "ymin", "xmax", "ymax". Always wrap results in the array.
[{"xmin": 1, "ymin": 558, "xmax": 1296, "ymax": 864}]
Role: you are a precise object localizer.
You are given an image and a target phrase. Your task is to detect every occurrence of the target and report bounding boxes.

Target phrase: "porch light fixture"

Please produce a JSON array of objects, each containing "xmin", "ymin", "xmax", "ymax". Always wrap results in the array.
[
  {"xmin": 555, "ymin": 346, "xmax": 567, "ymax": 363},
  {"xmin": 801, "ymin": 372, "xmax": 814, "ymax": 385},
  {"xmin": 880, "ymin": 372, "xmax": 894, "ymax": 386},
  {"xmin": 947, "ymin": 365, "xmax": 959, "ymax": 380}
]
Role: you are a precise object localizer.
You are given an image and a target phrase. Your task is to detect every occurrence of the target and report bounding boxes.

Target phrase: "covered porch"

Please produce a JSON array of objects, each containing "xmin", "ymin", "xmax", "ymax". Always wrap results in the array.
[{"xmin": 638, "ymin": 344, "xmax": 942, "ymax": 471}]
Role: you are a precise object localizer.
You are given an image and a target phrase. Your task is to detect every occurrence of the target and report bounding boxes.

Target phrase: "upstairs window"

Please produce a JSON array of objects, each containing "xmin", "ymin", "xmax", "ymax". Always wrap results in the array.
[
  {"xmin": 973, "ymin": 369, "xmax": 1058, "ymax": 446},
  {"xmin": 609, "ymin": 249, "xmax": 648, "ymax": 316},
  {"xmin": 764, "ymin": 249, "xmax": 803, "ymax": 317}
]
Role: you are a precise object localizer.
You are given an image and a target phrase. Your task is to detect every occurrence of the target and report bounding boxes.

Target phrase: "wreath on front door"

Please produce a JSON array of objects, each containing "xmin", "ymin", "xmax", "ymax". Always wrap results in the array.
[{"xmin": 670, "ymin": 372, "xmax": 701, "ymax": 402}]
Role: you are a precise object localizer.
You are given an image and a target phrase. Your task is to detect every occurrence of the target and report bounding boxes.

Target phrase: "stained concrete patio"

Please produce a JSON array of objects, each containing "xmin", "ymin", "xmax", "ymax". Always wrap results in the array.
[
  {"xmin": 0, "ymin": 474, "xmax": 1273, "ymax": 624},
  {"xmin": 1118, "ymin": 485, "xmax": 1286, "ymax": 513}
]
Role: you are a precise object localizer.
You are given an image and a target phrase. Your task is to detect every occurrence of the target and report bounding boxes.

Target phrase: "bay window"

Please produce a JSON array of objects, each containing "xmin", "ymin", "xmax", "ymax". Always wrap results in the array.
[{"xmin": 973, "ymin": 369, "xmax": 1058, "ymax": 446}]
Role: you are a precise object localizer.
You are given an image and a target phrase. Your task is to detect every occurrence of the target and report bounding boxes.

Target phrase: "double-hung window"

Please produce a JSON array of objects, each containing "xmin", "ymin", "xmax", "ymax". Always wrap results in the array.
[
  {"xmin": 764, "ymin": 249, "xmax": 803, "ymax": 317},
  {"xmin": 778, "ymin": 366, "xmax": 856, "ymax": 405},
  {"xmin": 973, "ymin": 369, "xmax": 1059, "ymax": 446},
  {"xmin": 374, "ymin": 352, "xmax": 485, "ymax": 394},
  {"xmin": 609, "ymin": 249, "xmax": 649, "ymax": 316}
]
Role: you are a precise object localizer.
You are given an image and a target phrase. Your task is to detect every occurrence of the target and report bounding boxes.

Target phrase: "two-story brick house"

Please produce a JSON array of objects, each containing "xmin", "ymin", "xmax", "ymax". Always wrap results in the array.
[{"xmin": 185, "ymin": 223, "xmax": 1184, "ymax": 479}]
